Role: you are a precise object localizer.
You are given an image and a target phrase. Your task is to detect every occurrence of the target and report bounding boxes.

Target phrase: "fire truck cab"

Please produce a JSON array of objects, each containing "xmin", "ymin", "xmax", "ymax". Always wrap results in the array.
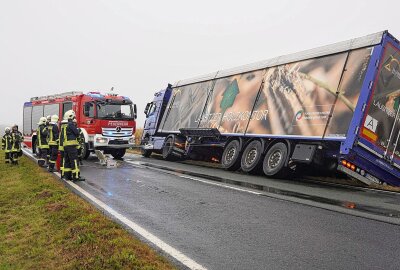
[{"xmin": 23, "ymin": 91, "xmax": 137, "ymax": 159}]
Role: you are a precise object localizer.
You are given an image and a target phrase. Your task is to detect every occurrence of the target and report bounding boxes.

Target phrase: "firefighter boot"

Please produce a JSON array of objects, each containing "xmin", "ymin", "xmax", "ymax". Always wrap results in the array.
[{"xmin": 48, "ymin": 163, "xmax": 55, "ymax": 172}]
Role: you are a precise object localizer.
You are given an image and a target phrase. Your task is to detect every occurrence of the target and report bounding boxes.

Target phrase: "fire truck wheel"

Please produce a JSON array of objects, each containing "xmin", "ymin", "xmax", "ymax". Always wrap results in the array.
[
  {"xmin": 82, "ymin": 143, "xmax": 90, "ymax": 159},
  {"xmin": 240, "ymin": 140, "xmax": 263, "ymax": 174},
  {"xmin": 111, "ymin": 149, "xmax": 126, "ymax": 160},
  {"xmin": 221, "ymin": 140, "xmax": 242, "ymax": 171},
  {"xmin": 263, "ymin": 142, "xmax": 288, "ymax": 178}
]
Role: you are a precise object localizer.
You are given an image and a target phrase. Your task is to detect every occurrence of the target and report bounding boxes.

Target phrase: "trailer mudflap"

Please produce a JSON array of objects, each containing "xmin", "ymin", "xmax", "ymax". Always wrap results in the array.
[{"xmin": 291, "ymin": 144, "xmax": 317, "ymax": 164}]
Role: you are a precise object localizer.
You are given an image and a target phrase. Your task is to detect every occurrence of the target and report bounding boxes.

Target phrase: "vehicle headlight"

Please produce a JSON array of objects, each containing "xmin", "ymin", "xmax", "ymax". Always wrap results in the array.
[
  {"xmin": 96, "ymin": 137, "xmax": 108, "ymax": 144},
  {"xmin": 129, "ymin": 137, "xmax": 135, "ymax": 144}
]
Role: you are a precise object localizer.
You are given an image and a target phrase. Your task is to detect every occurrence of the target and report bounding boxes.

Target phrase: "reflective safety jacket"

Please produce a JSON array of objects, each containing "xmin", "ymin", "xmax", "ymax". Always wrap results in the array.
[
  {"xmin": 58, "ymin": 122, "xmax": 68, "ymax": 151},
  {"xmin": 37, "ymin": 124, "xmax": 49, "ymax": 149},
  {"xmin": 2, "ymin": 134, "xmax": 12, "ymax": 152},
  {"xmin": 62, "ymin": 121, "xmax": 79, "ymax": 147},
  {"xmin": 48, "ymin": 123, "xmax": 59, "ymax": 146},
  {"xmin": 11, "ymin": 131, "xmax": 22, "ymax": 152}
]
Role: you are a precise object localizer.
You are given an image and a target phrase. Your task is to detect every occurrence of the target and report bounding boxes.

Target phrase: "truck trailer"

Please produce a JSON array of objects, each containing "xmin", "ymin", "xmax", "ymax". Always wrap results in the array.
[
  {"xmin": 23, "ymin": 91, "xmax": 137, "ymax": 159},
  {"xmin": 141, "ymin": 31, "xmax": 400, "ymax": 186}
]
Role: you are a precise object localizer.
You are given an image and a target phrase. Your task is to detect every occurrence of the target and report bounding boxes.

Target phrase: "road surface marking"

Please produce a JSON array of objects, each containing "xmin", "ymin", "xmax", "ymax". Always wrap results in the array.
[
  {"xmin": 22, "ymin": 149, "xmax": 208, "ymax": 270},
  {"xmin": 125, "ymin": 160, "xmax": 263, "ymax": 196}
]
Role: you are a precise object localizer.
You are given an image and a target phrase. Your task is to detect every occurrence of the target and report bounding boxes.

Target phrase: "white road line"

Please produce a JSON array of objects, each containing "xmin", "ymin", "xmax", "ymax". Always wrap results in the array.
[
  {"xmin": 125, "ymin": 160, "xmax": 263, "ymax": 196},
  {"xmin": 22, "ymin": 149, "xmax": 207, "ymax": 270}
]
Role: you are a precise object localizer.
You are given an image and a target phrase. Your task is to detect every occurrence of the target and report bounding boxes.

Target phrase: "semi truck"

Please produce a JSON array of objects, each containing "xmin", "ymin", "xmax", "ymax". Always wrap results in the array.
[
  {"xmin": 141, "ymin": 30, "xmax": 400, "ymax": 186},
  {"xmin": 23, "ymin": 91, "xmax": 137, "ymax": 159}
]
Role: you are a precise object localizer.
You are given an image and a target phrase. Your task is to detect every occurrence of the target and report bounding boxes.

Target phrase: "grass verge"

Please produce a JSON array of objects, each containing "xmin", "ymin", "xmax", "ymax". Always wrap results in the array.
[{"xmin": 0, "ymin": 150, "xmax": 176, "ymax": 270}]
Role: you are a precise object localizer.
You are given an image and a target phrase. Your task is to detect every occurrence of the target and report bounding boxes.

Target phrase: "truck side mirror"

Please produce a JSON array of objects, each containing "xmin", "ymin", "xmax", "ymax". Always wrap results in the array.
[
  {"xmin": 134, "ymin": 104, "xmax": 137, "ymax": 119},
  {"xmin": 144, "ymin": 103, "xmax": 151, "ymax": 115}
]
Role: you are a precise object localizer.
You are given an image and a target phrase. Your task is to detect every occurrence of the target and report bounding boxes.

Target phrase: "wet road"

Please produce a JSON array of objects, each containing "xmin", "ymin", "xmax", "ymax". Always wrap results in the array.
[{"xmin": 73, "ymin": 156, "xmax": 400, "ymax": 270}]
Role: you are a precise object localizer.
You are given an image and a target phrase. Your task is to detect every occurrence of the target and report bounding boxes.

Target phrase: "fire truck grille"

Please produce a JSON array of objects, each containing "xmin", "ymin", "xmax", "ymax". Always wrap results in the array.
[{"xmin": 102, "ymin": 128, "xmax": 133, "ymax": 137}]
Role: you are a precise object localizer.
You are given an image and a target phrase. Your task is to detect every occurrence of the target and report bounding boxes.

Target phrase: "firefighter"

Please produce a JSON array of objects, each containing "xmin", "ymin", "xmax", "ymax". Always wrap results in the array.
[
  {"xmin": 62, "ymin": 110, "xmax": 85, "ymax": 181},
  {"xmin": 11, "ymin": 125, "xmax": 23, "ymax": 165},
  {"xmin": 73, "ymin": 118, "xmax": 85, "ymax": 165},
  {"xmin": 37, "ymin": 117, "xmax": 49, "ymax": 167},
  {"xmin": 46, "ymin": 115, "xmax": 51, "ymax": 160},
  {"xmin": 58, "ymin": 118, "xmax": 68, "ymax": 179},
  {"xmin": 47, "ymin": 115, "xmax": 59, "ymax": 172},
  {"xmin": 2, "ymin": 127, "xmax": 12, "ymax": 164}
]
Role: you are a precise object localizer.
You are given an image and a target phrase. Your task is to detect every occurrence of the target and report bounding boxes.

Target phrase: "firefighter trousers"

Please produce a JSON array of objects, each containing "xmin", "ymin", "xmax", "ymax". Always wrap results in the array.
[
  {"xmin": 38, "ymin": 147, "xmax": 48, "ymax": 167},
  {"xmin": 48, "ymin": 145, "xmax": 58, "ymax": 171},
  {"xmin": 64, "ymin": 145, "xmax": 80, "ymax": 181},
  {"xmin": 5, "ymin": 151, "xmax": 10, "ymax": 163},
  {"xmin": 60, "ymin": 150, "xmax": 65, "ymax": 178},
  {"xmin": 11, "ymin": 150, "xmax": 20, "ymax": 165}
]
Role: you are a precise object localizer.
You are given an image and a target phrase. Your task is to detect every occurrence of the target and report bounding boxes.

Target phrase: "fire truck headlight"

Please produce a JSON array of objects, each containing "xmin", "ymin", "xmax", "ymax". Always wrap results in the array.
[{"xmin": 96, "ymin": 137, "xmax": 108, "ymax": 144}]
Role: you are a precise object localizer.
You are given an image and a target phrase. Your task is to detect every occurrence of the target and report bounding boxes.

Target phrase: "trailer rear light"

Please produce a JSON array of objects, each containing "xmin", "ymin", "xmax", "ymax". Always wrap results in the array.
[{"xmin": 341, "ymin": 160, "xmax": 358, "ymax": 172}]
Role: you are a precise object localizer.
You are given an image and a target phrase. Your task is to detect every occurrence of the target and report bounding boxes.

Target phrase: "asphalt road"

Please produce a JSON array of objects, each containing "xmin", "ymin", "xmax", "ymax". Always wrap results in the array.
[{"xmin": 70, "ymin": 155, "xmax": 400, "ymax": 270}]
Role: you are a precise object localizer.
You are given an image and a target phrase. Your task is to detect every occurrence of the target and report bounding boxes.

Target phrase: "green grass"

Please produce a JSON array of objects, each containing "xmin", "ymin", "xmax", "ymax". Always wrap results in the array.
[{"xmin": 0, "ymin": 150, "xmax": 176, "ymax": 270}]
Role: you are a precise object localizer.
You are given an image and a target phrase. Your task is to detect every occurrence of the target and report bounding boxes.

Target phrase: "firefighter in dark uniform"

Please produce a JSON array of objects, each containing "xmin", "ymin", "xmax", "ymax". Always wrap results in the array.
[
  {"xmin": 58, "ymin": 118, "xmax": 68, "ymax": 179},
  {"xmin": 2, "ymin": 127, "xmax": 12, "ymax": 164},
  {"xmin": 11, "ymin": 124, "xmax": 23, "ymax": 165},
  {"xmin": 62, "ymin": 110, "xmax": 85, "ymax": 181},
  {"xmin": 73, "ymin": 118, "xmax": 85, "ymax": 165},
  {"xmin": 46, "ymin": 115, "xmax": 51, "ymax": 161},
  {"xmin": 37, "ymin": 117, "xmax": 49, "ymax": 167},
  {"xmin": 47, "ymin": 115, "xmax": 59, "ymax": 172}
]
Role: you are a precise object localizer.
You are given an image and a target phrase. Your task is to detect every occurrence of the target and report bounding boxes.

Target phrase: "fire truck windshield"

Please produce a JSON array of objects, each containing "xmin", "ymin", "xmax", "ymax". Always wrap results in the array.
[{"xmin": 96, "ymin": 102, "xmax": 134, "ymax": 120}]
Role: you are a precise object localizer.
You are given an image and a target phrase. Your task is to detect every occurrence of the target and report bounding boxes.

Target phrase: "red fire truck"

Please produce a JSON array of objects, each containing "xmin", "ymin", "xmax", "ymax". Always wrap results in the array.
[{"xmin": 23, "ymin": 91, "xmax": 137, "ymax": 159}]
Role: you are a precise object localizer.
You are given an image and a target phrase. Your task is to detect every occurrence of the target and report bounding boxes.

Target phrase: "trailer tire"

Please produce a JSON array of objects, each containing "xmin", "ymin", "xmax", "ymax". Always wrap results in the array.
[
  {"xmin": 263, "ymin": 142, "xmax": 288, "ymax": 178},
  {"xmin": 241, "ymin": 140, "xmax": 263, "ymax": 174},
  {"xmin": 221, "ymin": 140, "xmax": 242, "ymax": 171},
  {"xmin": 111, "ymin": 149, "xmax": 126, "ymax": 160},
  {"xmin": 162, "ymin": 136, "xmax": 177, "ymax": 161}
]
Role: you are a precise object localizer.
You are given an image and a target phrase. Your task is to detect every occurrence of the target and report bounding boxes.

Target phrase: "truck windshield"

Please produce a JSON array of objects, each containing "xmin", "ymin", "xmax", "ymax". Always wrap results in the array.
[{"xmin": 96, "ymin": 103, "xmax": 134, "ymax": 119}]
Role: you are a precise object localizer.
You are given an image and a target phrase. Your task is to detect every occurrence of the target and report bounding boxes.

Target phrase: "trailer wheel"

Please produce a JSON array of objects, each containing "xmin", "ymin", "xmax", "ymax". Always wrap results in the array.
[
  {"xmin": 241, "ymin": 140, "xmax": 263, "ymax": 174},
  {"xmin": 162, "ymin": 136, "xmax": 177, "ymax": 161},
  {"xmin": 263, "ymin": 142, "xmax": 288, "ymax": 178},
  {"xmin": 111, "ymin": 149, "xmax": 126, "ymax": 160},
  {"xmin": 221, "ymin": 140, "xmax": 242, "ymax": 171}
]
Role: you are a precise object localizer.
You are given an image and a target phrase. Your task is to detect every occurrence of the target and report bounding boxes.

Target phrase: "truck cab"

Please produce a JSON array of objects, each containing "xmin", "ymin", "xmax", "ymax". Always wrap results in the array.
[{"xmin": 140, "ymin": 84, "xmax": 172, "ymax": 157}]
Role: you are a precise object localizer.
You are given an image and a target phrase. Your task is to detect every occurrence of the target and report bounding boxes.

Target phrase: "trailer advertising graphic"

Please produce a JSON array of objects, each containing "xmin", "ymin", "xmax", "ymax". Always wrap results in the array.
[
  {"xmin": 160, "ymin": 48, "xmax": 372, "ymax": 139},
  {"xmin": 362, "ymin": 43, "xmax": 400, "ymax": 159}
]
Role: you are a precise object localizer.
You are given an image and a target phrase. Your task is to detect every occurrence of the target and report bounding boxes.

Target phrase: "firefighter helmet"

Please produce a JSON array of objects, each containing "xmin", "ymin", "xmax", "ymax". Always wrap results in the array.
[
  {"xmin": 38, "ymin": 117, "xmax": 47, "ymax": 125},
  {"xmin": 5, "ymin": 127, "xmax": 10, "ymax": 134},
  {"xmin": 12, "ymin": 124, "xmax": 18, "ymax": 131},
  {"xmin": 51, "ymin": 115, "xmax": 59, "ymax": 122},
  {"xmin": 46, "ymin": 115, "xmax": 51, "ymax": 121},
  {"xmin": 64, "ymin": 110, "xmax": 76, "ymax": 120}
]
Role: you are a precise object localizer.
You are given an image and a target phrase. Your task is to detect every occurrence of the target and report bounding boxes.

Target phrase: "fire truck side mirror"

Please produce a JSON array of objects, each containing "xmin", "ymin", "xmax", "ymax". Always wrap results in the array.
[{"xmin": 134, "ymin": 104, "xmax": 137, "ymax": 119}]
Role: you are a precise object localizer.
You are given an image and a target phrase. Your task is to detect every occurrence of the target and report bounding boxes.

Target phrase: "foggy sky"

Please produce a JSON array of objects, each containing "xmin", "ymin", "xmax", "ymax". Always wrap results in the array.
[{"xmin": 0, "ymin": 0, "xmax": 399, "ymax": 128}]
